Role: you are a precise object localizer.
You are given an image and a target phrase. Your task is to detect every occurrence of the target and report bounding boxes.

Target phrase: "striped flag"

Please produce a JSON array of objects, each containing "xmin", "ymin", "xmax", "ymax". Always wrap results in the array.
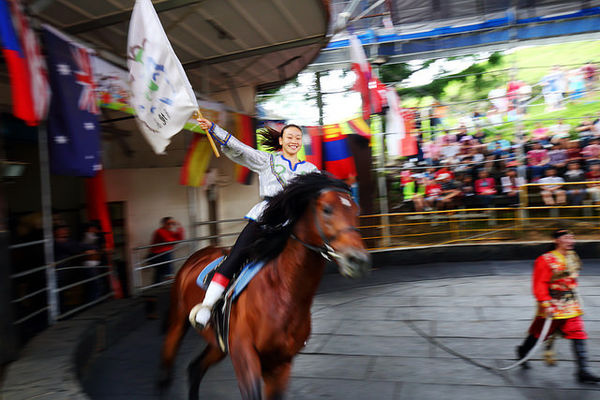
[
  {"xmin": 341, "ymin": 117, "xmax": 371, "ymax": 139},
  {"xmin": 0, "ymin": 0, "xmax": 35, "ymax": 124},
  {"xmin": 127, "ymin": 0, "xmax": 198, "ymax": 154},
  {"xmin": 322, "ymin": 124, "xmax": 356, "ymax": 180},
  {"xmin": 180, "ymin": 134, "xmax": 213, "ymax": 187}
]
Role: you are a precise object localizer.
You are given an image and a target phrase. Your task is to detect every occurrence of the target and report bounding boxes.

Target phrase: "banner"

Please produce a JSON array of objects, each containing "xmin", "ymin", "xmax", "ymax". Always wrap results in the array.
[
  {"xmin": 349, "ymin": 34, "xmax": 386, "ymax": 121},
  {"xmin": 303, "ymin": 126, "xmax": 323, "ymax": 170},
  {"xmin": 127, "ymin": 0, "xmax": 198, "ymax": 154},
  {"xmin": 43, "ymin": 25, "xmax": 102, "ymax": 177}
]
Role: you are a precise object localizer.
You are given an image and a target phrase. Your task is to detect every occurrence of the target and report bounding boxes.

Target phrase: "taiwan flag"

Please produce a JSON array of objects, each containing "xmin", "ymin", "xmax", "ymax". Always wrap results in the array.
[
  {"xmin": 322, "ymin": 124, "xmax": 356, "ymax": 180},
  {"xmin": 0, "ymin": 0, "xmax": 35, "ymax": 124},
  {"xmin": 42, "ymin": 25, "xmax": 101, "ymax": 177}
]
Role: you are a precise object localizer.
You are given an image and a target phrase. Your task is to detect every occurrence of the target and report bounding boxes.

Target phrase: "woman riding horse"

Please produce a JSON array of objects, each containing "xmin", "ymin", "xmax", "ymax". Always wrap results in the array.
[
  {"xmin": 160, "ymin": 172, "xmax": 371, "ymax": 400},
  {"xmin": 189, "ymin": 118, "xmax": 318, "ymax": 330}
]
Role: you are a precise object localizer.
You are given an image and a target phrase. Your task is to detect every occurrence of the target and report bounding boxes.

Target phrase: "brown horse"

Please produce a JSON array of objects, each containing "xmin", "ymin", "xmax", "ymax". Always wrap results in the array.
[{"xmin": 159, "ymin": 173, "xmax": 371, "ymax": 400}]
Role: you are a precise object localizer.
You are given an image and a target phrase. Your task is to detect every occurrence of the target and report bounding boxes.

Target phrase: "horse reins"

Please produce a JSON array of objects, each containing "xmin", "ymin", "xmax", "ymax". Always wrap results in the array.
[{"xmin": 290, "ymin": 187, "xmax": 359, "ymax": 262}]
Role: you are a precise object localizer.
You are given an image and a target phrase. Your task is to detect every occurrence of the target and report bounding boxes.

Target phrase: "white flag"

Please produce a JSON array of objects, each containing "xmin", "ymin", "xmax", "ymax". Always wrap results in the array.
[
  {"xmin": 385, "ymin": 88, "xmax": 404, "ymax": 157},
  {"xmin": 127, "ymin": 0, "xmax": 198, "ymax": 154}
]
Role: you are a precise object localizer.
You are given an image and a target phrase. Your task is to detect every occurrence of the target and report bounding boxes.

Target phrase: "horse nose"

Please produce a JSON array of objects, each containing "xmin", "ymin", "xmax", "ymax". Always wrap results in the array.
[{"xmin": 343, "ymin": 250, "xmax": 371, "ymax": 278}]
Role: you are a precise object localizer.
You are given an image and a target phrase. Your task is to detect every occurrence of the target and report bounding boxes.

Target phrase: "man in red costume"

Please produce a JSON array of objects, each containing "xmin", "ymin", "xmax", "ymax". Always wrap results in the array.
[{"xmin": 516, "ymin": 229, "xmax": 600, "ymax": 383}]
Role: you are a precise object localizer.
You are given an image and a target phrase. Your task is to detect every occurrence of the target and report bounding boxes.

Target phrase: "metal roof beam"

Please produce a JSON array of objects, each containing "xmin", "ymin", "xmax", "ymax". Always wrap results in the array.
[
  {"xmin": 183, "ymin": 34, "xmax": 326, "ymax": 69},
  {"xmin": 63, "ymin": 0, "xmax": 207, "ymax": 34}
]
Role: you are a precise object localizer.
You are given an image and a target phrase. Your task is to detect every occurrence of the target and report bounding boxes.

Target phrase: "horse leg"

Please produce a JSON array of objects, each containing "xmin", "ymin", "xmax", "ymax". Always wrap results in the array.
[
  {"xmin": 263, "ymin": 362, "xmax": 292, "ymax": 400},
  {"xmin": 230, "ymin": 340, "xmax": 263, "ymax": 400},
  {"xmin": 188, "ymin": 343, "xmax": 226, "ymax": 400},
  {"xmin": 158, "ymin": 311, "xmax": 188, "ymax": 388}
]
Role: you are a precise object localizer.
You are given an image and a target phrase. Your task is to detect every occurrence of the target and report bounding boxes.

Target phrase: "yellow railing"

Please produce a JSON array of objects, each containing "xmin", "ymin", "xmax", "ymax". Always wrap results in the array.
[{"xmin": 360, "ymin": 184, "xmax": 600, "ymax": 250}]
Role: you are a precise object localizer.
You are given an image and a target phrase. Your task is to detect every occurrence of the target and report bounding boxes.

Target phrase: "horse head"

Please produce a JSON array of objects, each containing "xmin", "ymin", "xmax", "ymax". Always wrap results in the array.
[{"xmin": 309, "ymin": 187, "xmax": 371, "ymax": 278}]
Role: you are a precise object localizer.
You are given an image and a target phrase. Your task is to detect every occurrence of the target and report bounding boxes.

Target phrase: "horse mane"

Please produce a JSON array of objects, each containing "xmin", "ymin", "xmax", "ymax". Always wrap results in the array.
[{"xmin": 251, "ymin": 172, "xmax": 350, "ymax": 262}]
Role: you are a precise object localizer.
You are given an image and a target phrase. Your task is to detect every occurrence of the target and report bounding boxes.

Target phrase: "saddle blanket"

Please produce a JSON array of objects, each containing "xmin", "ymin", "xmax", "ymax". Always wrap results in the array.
[{"xmin": 196, "ymin": 256, "xmax": 266, "ymax": 301}]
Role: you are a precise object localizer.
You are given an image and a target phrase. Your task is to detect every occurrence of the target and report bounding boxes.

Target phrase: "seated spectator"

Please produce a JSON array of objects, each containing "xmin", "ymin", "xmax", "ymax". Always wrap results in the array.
[
  {"xmin": 586, "ymin": 164, "xmax": 600, "ymax": 205},
  {"xmin": 487, "ymin": 134, "xmax": 511, "ymax": 156},
  {"xmin": 438, "ymin": 173, "xmax": 462, "ymax": 210},
  {"xmin": 475, "ymin": 169, "xmax": 497, "ymax": 207},
  {"xmin": 460, "ymin": 174, "xmax": 478, "ymax": 208},
  {"xmin": 582, "ymin": 138, "xmax": 600, "ymax": 164},
  {"xmin": 527, "ymin": 142, "xmax": 550, "ymax": 181},
  {"xmin": 422, "ymin": 140, "xmax": 441, "ymax": 166},
  {"xmin": 403, "ymin": 175, "xmax": 425, "ymax": 212},
  {"xmin": 547, "ymin": 143, "xmax": 568, "ymax": 175},
  {"xmin": 434, "ymin": 164, "xmax": 455, "ymax": 180},
  {"xmin": 566, "ymin": 140, "xmax": 583, "ymax": 163},
  {"xmin": 500, "ymin": 169, "xmax": 526, "ymax": 206},
  {"xmin": 473, "ymin": 129, "xmax": 486, "ymax": 144},
  {"xmin": 424, "ymin": 178, "xmax": 443, "ymax": 210},
  {"xmin": 539, "ymin": 167, "xmax": 566, "ymax": 206},
  {"xmin": 563, "ymin": 162, "xmax": 586, "ymax": 205},
  {"xmin": 575, "ymin": 116, "xmax": 595, "ymax": 146},
  {"xmin": 531, "ymin": 123, "xmax": 550, "ymax": 144}
]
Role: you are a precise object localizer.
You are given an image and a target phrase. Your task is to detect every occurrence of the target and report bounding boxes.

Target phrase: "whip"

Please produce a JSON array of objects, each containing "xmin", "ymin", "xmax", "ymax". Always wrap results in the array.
[{"xmin": 404, "ymin": 317, "xmax": 552, "ymax": 371}]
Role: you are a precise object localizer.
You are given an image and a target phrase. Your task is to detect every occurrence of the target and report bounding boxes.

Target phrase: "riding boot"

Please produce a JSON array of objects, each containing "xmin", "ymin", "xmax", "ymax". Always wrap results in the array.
[
  {"xmin": 572, "ymin": 339, "xmax": 600, "ymax": 383},
  {"xmin": 189, "ymin": 273, "xmax": 230, "ymax": 330},
  {"xmin": 517, "ymin": 334, "xmax": 537, "ymax": 369}
]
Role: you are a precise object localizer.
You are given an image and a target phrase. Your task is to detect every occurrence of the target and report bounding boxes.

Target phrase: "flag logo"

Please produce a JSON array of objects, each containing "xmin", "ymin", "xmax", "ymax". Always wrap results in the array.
[{"xmin": 72, "ymin": 46, "xmax": 99, "ymax": 114}]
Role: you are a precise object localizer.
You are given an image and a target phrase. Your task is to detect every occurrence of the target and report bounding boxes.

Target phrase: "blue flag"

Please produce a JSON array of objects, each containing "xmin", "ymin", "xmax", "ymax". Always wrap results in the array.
[{"xmin": 42, "ymin": 25, "xmax": 101, "ymax": 177}]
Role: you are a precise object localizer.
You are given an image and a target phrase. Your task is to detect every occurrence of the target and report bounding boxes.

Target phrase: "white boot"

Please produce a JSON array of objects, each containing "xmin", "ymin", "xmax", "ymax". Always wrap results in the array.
[{"xmin": 189, "ymin": 278, "xmax": 227, "ymax": 329}]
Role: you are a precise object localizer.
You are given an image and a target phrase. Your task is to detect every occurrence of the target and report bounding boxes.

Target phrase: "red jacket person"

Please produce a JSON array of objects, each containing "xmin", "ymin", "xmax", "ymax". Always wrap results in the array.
[{"xmin": 516, "ymin": 229, "xmax": 600, "ymax": 383}]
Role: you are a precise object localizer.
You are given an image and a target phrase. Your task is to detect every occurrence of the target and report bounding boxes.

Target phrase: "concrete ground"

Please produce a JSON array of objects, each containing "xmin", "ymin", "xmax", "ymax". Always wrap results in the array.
[{"xmin": 82, "ymin": 260, "xmax": 600, "ymax": 400}]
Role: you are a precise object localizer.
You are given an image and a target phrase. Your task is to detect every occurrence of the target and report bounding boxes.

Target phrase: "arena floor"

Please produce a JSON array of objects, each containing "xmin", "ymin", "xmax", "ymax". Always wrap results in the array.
[{"xmin": 82, "ymin": 259, "xmax": 600, "ymax": 399}]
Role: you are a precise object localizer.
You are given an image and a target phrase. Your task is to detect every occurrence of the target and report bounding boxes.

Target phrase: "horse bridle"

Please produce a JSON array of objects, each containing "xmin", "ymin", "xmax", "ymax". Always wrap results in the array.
[{"xmin": 290, "ymin": 188, "xmax": 360, "ymax": 261}]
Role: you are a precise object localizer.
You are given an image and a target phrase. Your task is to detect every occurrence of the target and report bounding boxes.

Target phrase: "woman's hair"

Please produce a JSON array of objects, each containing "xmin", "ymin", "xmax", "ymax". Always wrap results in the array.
[{"xmin": 258, "ymin": 124, "xmax": 303, "ymax": 152}]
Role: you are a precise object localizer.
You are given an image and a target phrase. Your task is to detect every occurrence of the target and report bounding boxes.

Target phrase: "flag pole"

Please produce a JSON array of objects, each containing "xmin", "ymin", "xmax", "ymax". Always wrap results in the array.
[{"xmin": 193, "ymin": 110, "xmax": 220, "ymax": 158}]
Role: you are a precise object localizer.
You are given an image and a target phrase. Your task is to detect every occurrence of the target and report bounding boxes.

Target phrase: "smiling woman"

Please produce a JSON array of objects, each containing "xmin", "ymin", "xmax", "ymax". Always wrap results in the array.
[{"xmin": 189, "ymin": 118, "xmax": 319, "ymax": 330}]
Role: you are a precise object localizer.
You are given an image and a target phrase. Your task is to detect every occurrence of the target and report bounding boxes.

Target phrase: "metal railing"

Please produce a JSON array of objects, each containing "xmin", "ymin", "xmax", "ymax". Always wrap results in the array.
[
  {"xmin": 361, "ymin": 180, "xmax": 600, "ymax": 250},
  {"xmin": 132, "ymin": 218, "xmax": 245, "ymax": 294},
  {"xmin": 9, "ymin": 240, "xmax": 115, "ymax": 331}
]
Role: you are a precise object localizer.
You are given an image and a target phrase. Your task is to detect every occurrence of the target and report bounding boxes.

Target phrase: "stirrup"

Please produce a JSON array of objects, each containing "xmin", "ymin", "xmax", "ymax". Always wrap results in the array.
[{"xmin": 188, "ymin": 304, "xmax": 211, "ymax": 330}]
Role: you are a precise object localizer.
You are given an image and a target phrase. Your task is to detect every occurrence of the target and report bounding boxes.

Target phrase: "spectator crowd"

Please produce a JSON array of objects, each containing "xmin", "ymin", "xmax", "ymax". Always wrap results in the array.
[{"xmin": 397, "ymin": 116, "xmax": 600, "ymax": 212}]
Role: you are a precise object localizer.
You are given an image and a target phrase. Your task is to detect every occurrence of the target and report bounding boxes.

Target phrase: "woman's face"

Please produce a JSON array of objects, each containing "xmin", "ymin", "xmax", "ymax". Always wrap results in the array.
[{"xmin": 279, "ymin": 126, "xmax": 303, "ymax": 157}]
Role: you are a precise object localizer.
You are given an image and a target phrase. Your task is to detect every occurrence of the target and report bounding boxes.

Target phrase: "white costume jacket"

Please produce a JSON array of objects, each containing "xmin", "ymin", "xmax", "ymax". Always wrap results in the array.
[{"xmin": 209, "ymin": 123, "xmax": 318, "ymax": 220}]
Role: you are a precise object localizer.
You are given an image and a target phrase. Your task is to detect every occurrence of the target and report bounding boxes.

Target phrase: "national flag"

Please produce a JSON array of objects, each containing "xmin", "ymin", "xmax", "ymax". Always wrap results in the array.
[
  {"xmin": 0, "ymin": 0, "xmax": 35, "ymax": 124},
  {"xmin": 85, "ymin": 170, "xmax": 123, "ymax": 298},
  {"xmin": 322, "ymin": 124, "xmax": 356, "ymax": 180},
  {"xmin": 349, "ymin": 34, "xmax": 386, "ymax": 120},
  {"xmin": 127, "ymin": 0, "xmax": 198, "ymax": 154},
  {"xmin": 233, "ymin": 113, "xmax": 256, "ymax": 185},
  {"xmin": 42, "ymin": 25, "xmax": 101, "ymax": 177},
  {"xmin": 180, "ymin": 134, "xmax": 212, "ymax": 187},
  {"xmin": 10, "ymin": 0, "xmax": 50, "ymax": 123},
  {"xmin": 303, "ymin": 126, "xmax": 323, "ymax": 170}
]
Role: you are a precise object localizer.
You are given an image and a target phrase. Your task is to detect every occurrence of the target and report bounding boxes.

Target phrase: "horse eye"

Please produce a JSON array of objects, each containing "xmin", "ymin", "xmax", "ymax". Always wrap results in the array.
[{"xmin": 323, "ymin": 205, "xmax": 333, "ymax": 216}]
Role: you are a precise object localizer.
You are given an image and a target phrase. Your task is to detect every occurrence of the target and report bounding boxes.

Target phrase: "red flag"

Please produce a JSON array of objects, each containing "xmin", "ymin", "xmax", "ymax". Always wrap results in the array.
[
  {"xmin": 304, "ymin": 126, "xmax": 323, "ymax": 170},
  {"xmin": 85, "ymin": 171, "xmax": 123, "ymax": 298},
  {"xmin": 349, "ymin": 35, "xmax": 386, "ymax": 120},
  {"xmin": 0, "ymin": 0, "xmax": 36, "ymax": 125},
  {"xmin": 234, "ymin": 113, "xmax": 256, "ymax": 185},
  {"xmin": 179, "ymin": 134, "xmax": 212, "ymax": 187}
]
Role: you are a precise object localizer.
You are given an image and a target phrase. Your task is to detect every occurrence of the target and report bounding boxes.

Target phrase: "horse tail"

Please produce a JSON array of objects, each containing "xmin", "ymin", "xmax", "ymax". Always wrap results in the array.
[{"xmin": 158, "ymin": 246, "xmax": 226, "ymax": 389}]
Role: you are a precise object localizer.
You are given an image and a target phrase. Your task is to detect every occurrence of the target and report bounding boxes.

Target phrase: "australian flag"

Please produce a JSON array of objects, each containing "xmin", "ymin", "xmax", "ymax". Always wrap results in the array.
[{"xmin": 42, "ymin": 25, "xmax": 101, "ymax": 177}]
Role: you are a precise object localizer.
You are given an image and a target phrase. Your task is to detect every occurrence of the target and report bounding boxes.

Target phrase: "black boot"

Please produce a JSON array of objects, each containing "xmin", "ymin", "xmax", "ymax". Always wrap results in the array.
[
  {"xmin": 572, "ymin": 339, "xmax": 600, "ymax": 383},
  {"xmin": 517, "ymin": 335, "xmax": 537, "ymax": 369}
]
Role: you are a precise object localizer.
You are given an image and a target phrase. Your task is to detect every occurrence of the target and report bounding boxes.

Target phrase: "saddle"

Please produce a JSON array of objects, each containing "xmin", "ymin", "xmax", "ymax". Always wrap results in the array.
[{"xmin": 196, "ymin": 256, "xmax": 266, "ymax": 353}]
